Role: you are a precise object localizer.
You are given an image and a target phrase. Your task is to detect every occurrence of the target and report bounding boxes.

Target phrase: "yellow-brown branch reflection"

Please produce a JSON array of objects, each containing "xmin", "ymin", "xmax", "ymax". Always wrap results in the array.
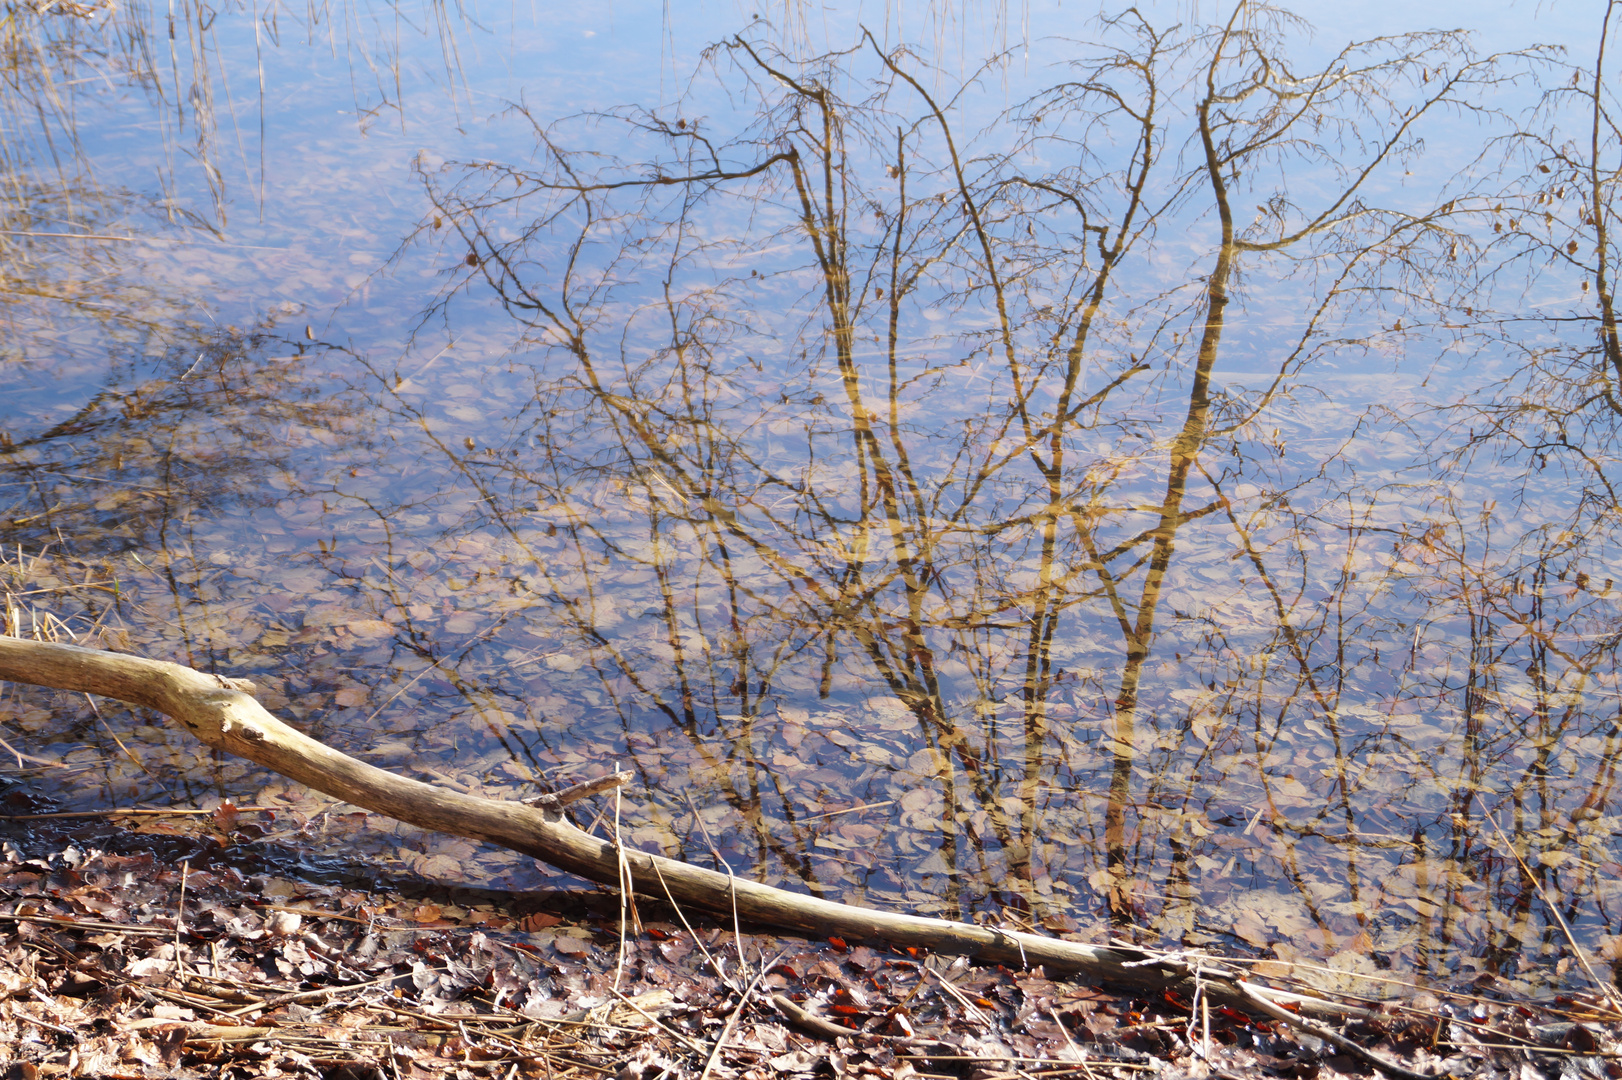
[{"xmin": 369, "ymin": 7, "xmax": 1550, "ymax": 949}]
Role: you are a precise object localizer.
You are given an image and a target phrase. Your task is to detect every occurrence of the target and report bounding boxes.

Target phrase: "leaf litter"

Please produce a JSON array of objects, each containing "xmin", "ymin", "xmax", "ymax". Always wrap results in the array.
[{"xmin": 1, "ymin": 805, "xmax": 1621, "ymax": 1080}]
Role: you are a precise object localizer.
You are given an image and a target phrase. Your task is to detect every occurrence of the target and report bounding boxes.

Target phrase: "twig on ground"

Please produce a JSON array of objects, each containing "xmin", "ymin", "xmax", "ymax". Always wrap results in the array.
[
  {"xmin": 647, "ymin": 857, "xmax": 732, "ymax": 991},
  {"xmin": 698, "ymin": 951, "xmax": 781, "ymax": 1080},
  {"xmin": 773, "ymin": 992, "xmax": 858, "ymax": 1040},
  {"xmin": 682, "ymin": 788, "xmax": 749, "ymax": 988},
  {"xmin": 0, "ymin": 805, "xmax": 279, "ymax": 820},
  {"xmin": 1229, "ymin": 978, "xmax": 1444, "ymax": 1080}
]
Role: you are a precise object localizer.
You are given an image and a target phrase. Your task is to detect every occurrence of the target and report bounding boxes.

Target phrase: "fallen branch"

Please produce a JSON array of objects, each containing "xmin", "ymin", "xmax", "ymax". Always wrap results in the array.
[{"xmin": 0, "ymin": 637, "xmax": 1389, "ymax": 1030}]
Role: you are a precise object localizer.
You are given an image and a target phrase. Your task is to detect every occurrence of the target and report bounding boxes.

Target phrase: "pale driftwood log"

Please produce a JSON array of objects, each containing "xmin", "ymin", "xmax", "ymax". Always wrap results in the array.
[{"xmin": 0, "ymin": 636, "xmax": 1383, "ymax": 1028}]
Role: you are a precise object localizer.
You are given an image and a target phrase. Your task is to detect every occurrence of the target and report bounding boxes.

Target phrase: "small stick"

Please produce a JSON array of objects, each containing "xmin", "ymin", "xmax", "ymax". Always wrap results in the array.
[
  {"xmin": 15, "ymin": 1012, "xmax": 73, "ymax": 1035},
  {"xmin": 925, "ymin": 963, "xmax": 995, "ymax": 1028},
  {"xmin": 1202, "ymin": 989, "xmax": 1212, "ymax": 1065},
  {"xmin": 772, "ymin": 994, "xmax": 969, "ymax": 1065},
  {"xmin": 798, "ymin": 799, "xmax": 896, "ymax": 821},
  {"xmin": 522, "ymin": 770, "xmax": 631, "ymax": 809},
  {"xmin": 682, "ymin": 789, "xmax": 749, "ymax": 986},
  {"xmin": 1049, "ymin": 1008, "xmax": 1099, "ymax": 1080},
  {"xmin": 0, "ymin": 911, "xmax": 170, "ymax": 935},
  {"xmin": 0, "ymin": 805, "xmax": 279, "ymax": 820},
  {"xmin": 612, "ymin": 768, "xmax": 630, "ymax": 992},
  {"xmin": 83, "ymin": 692, "xmax": 149, "ymax": 774},
  {"xmin": 175, "ymin": 861, "xmax": 189, "ymax": 978},
  {"xmin": 774, "ymin": 992, "xmax": 859, "ymax": 1040},
  {"xmin": 699, "ymin": 951, "xmax": 781, "ymax": 1080},
  {"xmin": 606, "ymin": 987, "xmax": 708, "ymax": 1054},
  {"xmin": 0, "ymin": 730, "xmax": 72, "ymax": 770},
  {"xmin": 1228, "ymin": 979, "xmax": 1441, "ymax": 1080},
  {"xmin": 647, "ymin": 858, "xmax": 729, "ymax": 988}
]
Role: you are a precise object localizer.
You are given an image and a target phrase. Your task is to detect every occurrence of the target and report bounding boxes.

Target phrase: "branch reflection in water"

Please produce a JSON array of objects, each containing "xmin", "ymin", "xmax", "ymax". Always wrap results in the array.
[{"xmin": 354, "ymin": 7, "xmax": 1610, "ymax": 991}]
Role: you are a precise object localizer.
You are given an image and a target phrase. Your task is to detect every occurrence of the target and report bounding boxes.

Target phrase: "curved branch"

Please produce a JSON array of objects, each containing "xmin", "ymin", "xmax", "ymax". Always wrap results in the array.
[{"xmin": 0, "ymin": 635, "xmax": 1381, "ymax": 1028}]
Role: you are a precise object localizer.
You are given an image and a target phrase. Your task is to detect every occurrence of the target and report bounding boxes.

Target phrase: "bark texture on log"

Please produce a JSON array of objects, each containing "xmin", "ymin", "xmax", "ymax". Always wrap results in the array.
[{"xmin": 0, "ymin": 636, "xmax": 1367, "ymax": 1022}]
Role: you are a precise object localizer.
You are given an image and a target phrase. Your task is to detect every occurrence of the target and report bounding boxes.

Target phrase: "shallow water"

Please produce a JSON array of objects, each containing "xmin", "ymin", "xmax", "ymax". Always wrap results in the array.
[{"xmin": 1, "ymin": 0, "xmax": 1621, "ymax": 998}]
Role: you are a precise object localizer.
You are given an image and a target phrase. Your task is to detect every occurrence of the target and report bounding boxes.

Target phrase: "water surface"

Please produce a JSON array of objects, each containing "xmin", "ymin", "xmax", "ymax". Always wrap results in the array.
[{"xmin": 1, "ymin": 0, "xmax": 1620, "ymax": 999}]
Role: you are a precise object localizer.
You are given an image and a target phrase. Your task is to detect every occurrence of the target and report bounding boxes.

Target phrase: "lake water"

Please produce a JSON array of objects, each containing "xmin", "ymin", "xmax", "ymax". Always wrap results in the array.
[{"xmin": 0, "ymin": 0, "xmax": 1619, "ymax": 999}]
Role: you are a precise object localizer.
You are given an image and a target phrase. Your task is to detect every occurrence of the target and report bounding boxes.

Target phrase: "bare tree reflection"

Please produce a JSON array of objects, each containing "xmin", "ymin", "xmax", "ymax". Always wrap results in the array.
[
  {"xmin": 1404, "ymin": 0, "xmax": 1622, "ymax": 982},
  {"xmin": 358, "ymin": 0, "xmax": 1581, "ymax": 963}
]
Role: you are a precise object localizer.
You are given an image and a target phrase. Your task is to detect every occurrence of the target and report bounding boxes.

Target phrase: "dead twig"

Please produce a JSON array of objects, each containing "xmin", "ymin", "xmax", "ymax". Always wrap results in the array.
[
  {"xmin": 698, "ymin": 951, "xmax": 782, "ymax": 1080},
  {"xmin": 522, "ymin": 770, "xmax": 632, "ymax": 809}
]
